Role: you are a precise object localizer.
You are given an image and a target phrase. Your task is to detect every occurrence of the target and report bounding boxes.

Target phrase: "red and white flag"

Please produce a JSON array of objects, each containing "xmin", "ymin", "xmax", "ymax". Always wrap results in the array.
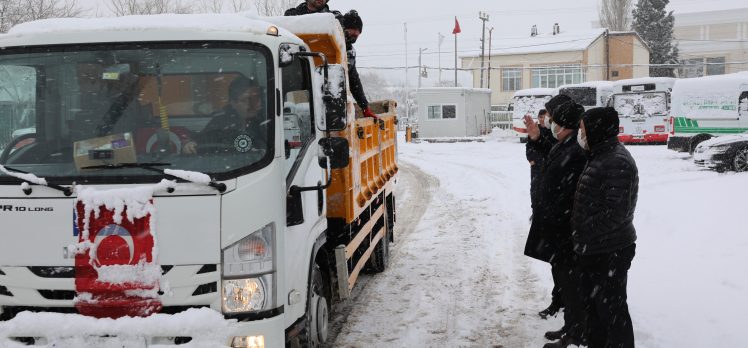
[{"xmin": 452, "ymin": 17, "xmax": 461, "ymax": 35}]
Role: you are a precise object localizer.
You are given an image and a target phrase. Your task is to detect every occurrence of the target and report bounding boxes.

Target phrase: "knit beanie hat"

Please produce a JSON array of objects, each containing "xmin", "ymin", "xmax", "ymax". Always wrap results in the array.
[
  {"xmin": 551, "ymin": 101, "xmax": 584, "ymax": 130},
  {"xmin": 545, "ymin": 94, "xmax": 572, "ymax": 117},
  {"xmin": 582, "ymin": 107, "xmax": 620, "ymax": 147},
  {"xmin": 341, "ymin": 10, "xmax": 363, "ymax": 32}
]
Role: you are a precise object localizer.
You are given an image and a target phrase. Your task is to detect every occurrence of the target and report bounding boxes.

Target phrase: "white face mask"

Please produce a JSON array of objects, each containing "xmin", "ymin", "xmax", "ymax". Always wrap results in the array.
[
  {"xmin": 578, "ymin": 131, "xmax": 589, "ymax": 150},
  {"xmin": 543, "ymin": 117, "xmax": 551, "ymax": 129},
  {"xmin": 551, "ymin": 122, "xmax": 561, "ymax": 140}
]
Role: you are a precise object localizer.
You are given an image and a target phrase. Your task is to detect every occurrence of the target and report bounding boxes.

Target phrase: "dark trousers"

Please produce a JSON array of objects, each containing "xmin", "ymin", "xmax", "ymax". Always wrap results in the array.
[
  {"xmin": 550, "ymin": 248, "xmax": 586, "ymax": 339},
  {"xmin": 579, "ymin": 244, "xmax": 636, "ymax": 348}
]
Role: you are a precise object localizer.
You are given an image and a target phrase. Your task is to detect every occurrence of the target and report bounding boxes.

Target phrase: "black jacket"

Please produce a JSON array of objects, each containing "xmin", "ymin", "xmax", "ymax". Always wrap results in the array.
[
  {"xmin": 284, "ymin": 3, "xmax": 341, "ymax": 16},
  {"xmin": 524, "ymin": 131, "xmax": 587, "ymax": 263},
  {"xmin": 572, "ymin": 137, "xmax": 638, "ymax": 255},
  {"xmin": 346, "ymin": 42, "xmax": 369, "ymax": 110},
  {"xmin": 526, "ymin": 128, "xmax": 556, "ymax": 209}
]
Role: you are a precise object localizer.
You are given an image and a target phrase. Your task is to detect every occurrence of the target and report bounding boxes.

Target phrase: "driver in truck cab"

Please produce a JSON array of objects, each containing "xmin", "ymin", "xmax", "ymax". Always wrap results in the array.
[{"xmin": 182, "ymin": 76, "xmax": 267, "ymax": 154}]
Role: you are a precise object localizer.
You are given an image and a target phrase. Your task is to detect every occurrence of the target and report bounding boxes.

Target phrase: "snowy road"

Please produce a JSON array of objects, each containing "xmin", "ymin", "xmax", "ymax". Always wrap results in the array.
[{"xmin": 332, "ymin": 134, "xmax": 747, "ymax": 348}]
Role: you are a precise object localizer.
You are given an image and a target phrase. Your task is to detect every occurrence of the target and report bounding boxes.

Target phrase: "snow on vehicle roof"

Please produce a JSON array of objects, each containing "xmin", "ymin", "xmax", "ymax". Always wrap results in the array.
[
  {"xmin": 559, "ymin": 81, "xmax": 614, "ymax": 92},
  {"xmin": 513, "ymin": 88, "xmax": 557, "ymax": 97},
  {"xmin": 672, "ymin": 72, "xmax": 748, "ymax": 97},
  {"xmin": 670, "ymin": 72, "xmax": 748, "ymax": 119},
  {"xmin": 461, "ymin": 29, "xmax": 606, "ymax": 57},
  {"xmin": 612, "ymin": 77, "xmax": 677, "ymax": 87},
  {"xmin": 417, "ymin": 87, "xmax": 491, "ymax": 94}
]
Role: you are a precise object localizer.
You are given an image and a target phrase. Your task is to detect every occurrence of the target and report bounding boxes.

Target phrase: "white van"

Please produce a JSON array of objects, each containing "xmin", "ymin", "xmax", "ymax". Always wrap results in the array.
[
  {"xmin": 609, "ymin": 77, "xmax": 676, "ymax": 144},
  {"xmin": 668, "ymin": 72, "xmax": 748, "ymax": 153},
  {"xmin": 558, "ymin": 81, "xmax": 614, "ymax": 111},
  {"xmin": 509, "ymin": 88, "xmax": 556, "ymax": 142}
]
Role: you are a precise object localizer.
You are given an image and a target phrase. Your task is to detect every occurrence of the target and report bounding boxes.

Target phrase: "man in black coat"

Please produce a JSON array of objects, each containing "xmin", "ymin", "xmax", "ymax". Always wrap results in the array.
[
  {"xmin": 338, "ymin": 10, "xmax": 377, "ymax": 119},
  {"xmin": 573, "ymin": 107, "xmax": 638, "ymax": 348},
  {"xmin": 524, "ymin": 101, "xmax": 588, "ymax": 348},
  {"xmin": 524, "ymin": 94, "xmax": 571, "ymax": 320},
  {"xmin": 284, "ymin": 0, "xmax": 340, "ymax": 16}
]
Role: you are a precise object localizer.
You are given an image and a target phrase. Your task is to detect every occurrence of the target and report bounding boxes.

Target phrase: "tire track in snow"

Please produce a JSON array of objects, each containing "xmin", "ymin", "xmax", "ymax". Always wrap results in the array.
[{"xmin": 334, "ymin": 151, "xmax": 561, "ymax": 347}]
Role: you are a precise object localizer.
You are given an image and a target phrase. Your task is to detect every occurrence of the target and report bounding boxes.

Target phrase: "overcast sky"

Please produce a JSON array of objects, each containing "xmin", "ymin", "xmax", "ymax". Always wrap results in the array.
[{"xmin": 76, "ymin": 0, "xmax": 747, "ymax": 86}]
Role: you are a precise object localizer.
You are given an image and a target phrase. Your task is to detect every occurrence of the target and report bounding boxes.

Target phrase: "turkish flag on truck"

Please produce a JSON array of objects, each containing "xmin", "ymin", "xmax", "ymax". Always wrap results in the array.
[
  {"xmin": 74, "ymin": 201, "xmax": 162, "ymax": 318},
  {"xmin": 453, "ymin": 17, "xmax": 461, "ymax": 34}
]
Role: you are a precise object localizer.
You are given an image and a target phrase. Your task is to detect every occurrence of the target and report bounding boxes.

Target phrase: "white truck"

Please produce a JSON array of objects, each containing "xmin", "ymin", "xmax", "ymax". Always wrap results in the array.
[
  {"xmin": 0, "ymin": 13, "xmax": 398, "ymax": 347},
  {"xmin": 608, "ymin": 77, "xmax": 676, "ymax": 144},
  {"xmin": 509, "ymin": 88, "xmax": 556, "ymax": 142},
  {"xmin": 667, "ymin": 72, "xmax": 748, "ymax": 153}
]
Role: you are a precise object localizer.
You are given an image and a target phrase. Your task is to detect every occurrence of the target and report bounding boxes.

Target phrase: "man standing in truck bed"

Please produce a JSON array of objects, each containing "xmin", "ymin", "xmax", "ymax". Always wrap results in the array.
[{"xmin": 284, "ymin": 0, "xmax": 340, "ymax": 16}]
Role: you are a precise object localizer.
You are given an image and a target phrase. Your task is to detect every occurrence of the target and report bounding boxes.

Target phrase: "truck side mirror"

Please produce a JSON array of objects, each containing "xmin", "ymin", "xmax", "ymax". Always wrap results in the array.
[
  {"xmin": 318, "ymin": 137, "xmax": 349, "ymax": 169},
  {"xmin": 321, "ymin": 64, "xmax": 347, "ymax": 131},
  {"xmin": 279, "ymin": 43, "xmax": 301, "ymax": 68}
]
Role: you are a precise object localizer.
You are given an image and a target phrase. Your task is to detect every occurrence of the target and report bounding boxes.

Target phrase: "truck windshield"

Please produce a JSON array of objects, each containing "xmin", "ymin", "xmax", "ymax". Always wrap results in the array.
[
  {"xmin": 559, "ymin": 87, "xmax": 597, "ymax": 106},
  {"xmin": 511, "ymin": 95, "xmax": 552, "ymax": 120},
  {"xmin": 0, "ymin": 42, "xmax": 273, "ymax": 183},
  {"xmin": 613, "ymin": 92, "xmax": 668, "ymax": 118}
]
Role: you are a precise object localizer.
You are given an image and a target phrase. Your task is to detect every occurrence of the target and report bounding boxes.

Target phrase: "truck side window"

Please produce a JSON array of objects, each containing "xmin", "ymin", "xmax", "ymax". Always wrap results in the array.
[{"xmin": 282, "ymin": 57, "xmax": 315, "ymax": 177}]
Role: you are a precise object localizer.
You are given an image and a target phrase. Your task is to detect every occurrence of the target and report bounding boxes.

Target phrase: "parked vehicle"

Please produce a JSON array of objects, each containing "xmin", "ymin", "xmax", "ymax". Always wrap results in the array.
[
  {"xmin": 668, "ymin": 72, "xmax": 748, "ymax": 153},
  {"xmin": 609, "ymin": 77, "xmax": 676, "ymax": 144},
  {"xmin": 0, "ymin": 13, "xmax": 398, "ymax": 347},
  {"xmin": 558, "ymin": 81, "xmax": 614, "ymax": 111},
  {"xmin": 509, "ymin": 88, "xmax": 556, "ymax": 142},
  {"xmin": 693, "ymin": 131, "xmax": 748, "ymax": 172}
]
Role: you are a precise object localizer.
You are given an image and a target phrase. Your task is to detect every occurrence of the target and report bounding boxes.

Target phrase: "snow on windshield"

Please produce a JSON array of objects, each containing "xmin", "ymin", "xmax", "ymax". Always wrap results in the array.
[
  {"xmin": 512, "ymin": 96, "xmax": 551, "ymax": 119},
  {"xmin": 613, "ymin": 93, "xmax": 668, "ymax": 117}
]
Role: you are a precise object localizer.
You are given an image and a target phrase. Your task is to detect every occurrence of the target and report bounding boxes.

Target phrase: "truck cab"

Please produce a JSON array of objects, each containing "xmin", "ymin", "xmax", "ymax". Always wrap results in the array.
[{"xmin": 0, "ymin": 13, "xmax": 398, "ymax": 347}]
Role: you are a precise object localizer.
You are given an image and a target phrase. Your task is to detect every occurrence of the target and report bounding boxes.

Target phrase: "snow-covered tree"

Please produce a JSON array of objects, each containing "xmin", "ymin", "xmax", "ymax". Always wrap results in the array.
[
  {"xmin": 108, "ymin": 0, "xmax": 191, "ymax": 16},
  {"xmin": 632, "ymin": 0, "xmax": 679, "ymax": 77},
  {"xmin": 599, "ymin": 0, "xmax": 632, "ymax": 31},
  {"xmin": 253, "ymin": 0, "xmax": 295, "ymax": 16},
  {"xmin": 1, "ymin": 0, "xmax": 83, "ymax": 33}
]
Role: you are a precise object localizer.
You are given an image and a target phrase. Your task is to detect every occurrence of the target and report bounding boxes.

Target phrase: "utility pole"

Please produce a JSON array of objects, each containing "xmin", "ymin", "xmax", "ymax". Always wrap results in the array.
[
  {"xmin": 418, "ymin": 48, "xmax": 428, "ymax": 89},
  {"xmin": 404, "ymin": 22, "xmax": 409, "ymax": 122},
  {"xmin": 478, "ymin": 11, "xmax": 490, "ymax": 89},
  {"xmin": 438, "ymin": 33, "xmax": 445, "ymax": 85},
  {"xmin": 488, "ymin": 27, "xmax": 494, "ymax": 90}
]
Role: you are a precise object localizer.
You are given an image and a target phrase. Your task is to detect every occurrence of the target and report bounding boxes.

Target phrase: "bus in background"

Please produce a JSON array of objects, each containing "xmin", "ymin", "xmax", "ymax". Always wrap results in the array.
[
  {"xmin": 509, "ymin": 88, "xmax": 556, "ymax": 143},
  {"xmin": 609, "ymin": 77, "xmax": 676, "ymax": 144},
  {"xmin": 558, "ymin": 81, "xmax": 614, "ymax": 111},
  {"xmin": 668, "ymin": 72, "xmax": 748, "ymax": 153}
]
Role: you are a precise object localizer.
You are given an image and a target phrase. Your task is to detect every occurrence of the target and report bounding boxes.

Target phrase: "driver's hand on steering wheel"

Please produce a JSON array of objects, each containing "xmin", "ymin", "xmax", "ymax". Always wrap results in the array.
[{"xmin": 182, "ymin": 140, "xmax": 198, "ymax": 154}]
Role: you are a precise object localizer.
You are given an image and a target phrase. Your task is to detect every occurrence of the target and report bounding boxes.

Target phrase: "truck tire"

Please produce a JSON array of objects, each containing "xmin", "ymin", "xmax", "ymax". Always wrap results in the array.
[
  {"xmin": 303, "ymin": 263, "xmax": 330, "ymax": 348},
  {"xmin": 366, "ymin": 227, "xmax": 390, "ymax": 273},
  {"xmin": 689, "ymin": 134, "xmax": 712, "ymax": 155},
  {"xmin": 733, "ymin": 147, "xmax": 748, "ymax": 172}
]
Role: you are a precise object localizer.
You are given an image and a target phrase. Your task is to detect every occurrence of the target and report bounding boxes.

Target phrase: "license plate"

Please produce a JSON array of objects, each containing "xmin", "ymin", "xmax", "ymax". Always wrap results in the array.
[
  {"xmin": 58, "ymin": 337, "xmax": 147, "ymax": 348},
  {"xmin": 633, "ymin": 135, "xmax": 644, "ymax": 139}
]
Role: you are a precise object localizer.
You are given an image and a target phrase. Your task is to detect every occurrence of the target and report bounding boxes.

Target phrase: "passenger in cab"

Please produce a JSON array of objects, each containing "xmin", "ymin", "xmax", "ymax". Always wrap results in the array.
[{"xmin": 182, "ymin": 76, "xmax": 267, "ymax": 154}]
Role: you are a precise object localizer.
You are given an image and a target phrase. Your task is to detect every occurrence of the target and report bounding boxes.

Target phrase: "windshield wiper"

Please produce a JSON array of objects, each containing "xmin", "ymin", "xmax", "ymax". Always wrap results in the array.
[
  {"xmin": 0, "ymin": 165, "xmax": 73, "ymax": 196},
  {"xmin": 81, "ymin": 162, "xmax": 227, "ymax": 193}
]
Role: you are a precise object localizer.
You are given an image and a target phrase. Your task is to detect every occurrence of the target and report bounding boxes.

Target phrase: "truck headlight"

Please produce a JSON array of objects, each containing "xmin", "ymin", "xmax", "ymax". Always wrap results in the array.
[{"xmin": 222, "ymin": 223, "xmax": 276, "ymax": 314}]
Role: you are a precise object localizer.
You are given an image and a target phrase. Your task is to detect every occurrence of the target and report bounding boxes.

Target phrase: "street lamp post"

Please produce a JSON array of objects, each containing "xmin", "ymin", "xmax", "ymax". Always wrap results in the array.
[
  {"xmin": 479, "ymin": 11, "xmax": 490, "ymax": 88},
  {"xmin": 418, "ymin": 48, "xmax": 428, "ymax": 89},
  {"xmin": 488, "ymin": 27, "xmax": 494, "ymax": 90}
]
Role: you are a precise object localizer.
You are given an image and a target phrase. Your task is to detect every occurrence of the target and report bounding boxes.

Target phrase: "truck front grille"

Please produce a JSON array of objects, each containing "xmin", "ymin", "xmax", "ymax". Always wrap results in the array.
[
  {"xmin": 0, "ymin": 305, "xmax": 209, "ymax": 321},
  {"xmin": 0, "ymin": 285, "xmax": 13, "ymax": 297},
  {"xmin": 28, "ymin": 266, "xmax": 74, "ymax": 278},
  {"xmin": 191, "ymin": 282, "xmax": 217, "ymax": 296},
  {"xmin": 37, "ymin": 290, "xmax": 75, "ymax": 301}
]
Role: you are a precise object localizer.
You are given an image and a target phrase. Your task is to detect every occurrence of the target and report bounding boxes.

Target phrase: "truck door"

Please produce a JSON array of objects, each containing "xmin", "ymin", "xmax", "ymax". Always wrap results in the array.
[{"xmin": 281, "ymin": 55, "xmax": 326, "ymax": 323}]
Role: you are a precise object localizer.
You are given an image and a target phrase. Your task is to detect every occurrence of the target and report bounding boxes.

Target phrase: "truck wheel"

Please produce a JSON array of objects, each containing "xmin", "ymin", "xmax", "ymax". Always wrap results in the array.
[
  {"xmin": 366, "ymin": 227, "xmax": 390, "ymax": 273},
  {"xmin": 689, "ymin": 134, "xmax": 712, "ymax": 155},
  {"xmin": 304, "ymin": 263, "xmax": 330, "ymax": 348},
  {"xmin": 733, "ymin": 147, "xmax": 748, "ymax": 172}
]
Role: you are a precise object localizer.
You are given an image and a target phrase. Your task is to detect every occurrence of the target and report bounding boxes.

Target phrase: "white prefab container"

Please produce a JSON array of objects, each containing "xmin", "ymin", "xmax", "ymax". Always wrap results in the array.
[{"xmin": 415, "ymin": 88, "xmax": 491, "ymax": 138}]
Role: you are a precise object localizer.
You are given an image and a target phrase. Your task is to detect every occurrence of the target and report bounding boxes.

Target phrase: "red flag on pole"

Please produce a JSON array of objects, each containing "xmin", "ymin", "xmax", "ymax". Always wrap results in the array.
[{"xmin": 452, "ymin": 17, "xmax": 461, "ymax": 34}]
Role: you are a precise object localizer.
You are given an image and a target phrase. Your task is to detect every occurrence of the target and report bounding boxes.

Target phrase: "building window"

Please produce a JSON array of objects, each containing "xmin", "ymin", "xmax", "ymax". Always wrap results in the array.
[
  {"xmin": 530, "ymin": 65, "xmax": 584, "ymax": 88},
  {"xmin": 501, "ymin": 68, "xmax": 522, "ymax": 91},
  {"xmin": 427, "ymin": 104, "xmax": 456, "ymax": 119},
  {"xmin": 706, "ymin": 57, "xmax": 726, "ymax": 76},
  {"xmin": 679, "ymin": 58, "xmax": 704, "ymax": 78}
]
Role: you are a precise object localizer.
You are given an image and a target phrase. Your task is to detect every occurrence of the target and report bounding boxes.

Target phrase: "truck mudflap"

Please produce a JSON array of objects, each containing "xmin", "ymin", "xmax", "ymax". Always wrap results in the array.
[{"xmin": 0, "ymin": 307, "xmax": 241, "ymax": 347}]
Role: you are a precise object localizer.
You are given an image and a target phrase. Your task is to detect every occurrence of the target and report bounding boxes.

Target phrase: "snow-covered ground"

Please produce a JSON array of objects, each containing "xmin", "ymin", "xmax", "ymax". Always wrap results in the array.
[{"xmin": 333, "ymin": 132, "xmax": 747, "ymax": 347}]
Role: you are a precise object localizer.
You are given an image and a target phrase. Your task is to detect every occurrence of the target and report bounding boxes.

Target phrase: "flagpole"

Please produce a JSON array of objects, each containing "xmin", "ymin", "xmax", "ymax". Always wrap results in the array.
[
  {"xmin": 404, "ymin": 22, "xmax": 409, "ymax": 122},
  {"xmin": 454, "ymin": 30, "xmax": 458, "ymax": 87}
]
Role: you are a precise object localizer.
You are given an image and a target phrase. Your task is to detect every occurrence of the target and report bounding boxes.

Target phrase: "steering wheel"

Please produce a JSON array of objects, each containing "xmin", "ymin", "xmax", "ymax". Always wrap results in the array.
[{"xmin": 0, "ymin": 133, "xmax": 36, "ymax": 164}]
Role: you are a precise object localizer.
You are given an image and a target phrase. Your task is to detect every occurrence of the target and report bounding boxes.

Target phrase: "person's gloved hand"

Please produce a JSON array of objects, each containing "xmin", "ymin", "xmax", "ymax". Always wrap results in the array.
[{"xmin": 363, "ymin": 107, "xmax": 378, "ymax": 119}]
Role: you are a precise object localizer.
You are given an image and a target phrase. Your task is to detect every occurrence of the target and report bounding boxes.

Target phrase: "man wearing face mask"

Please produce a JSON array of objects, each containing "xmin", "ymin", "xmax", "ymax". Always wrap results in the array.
[
  {"xmin": 523, "ymin": 93, "xmax": 571, "ymax": 321},
  {"xmin": 573, "ymin": 107, "xmax": 638, "ymax": 348},
  {"xmin": 337, "ymin": 10, "xmax": 377, "ymax": 119},
  {"xmin": 524, "ymin": 101, "xmax": 589, "ymax": 348}
]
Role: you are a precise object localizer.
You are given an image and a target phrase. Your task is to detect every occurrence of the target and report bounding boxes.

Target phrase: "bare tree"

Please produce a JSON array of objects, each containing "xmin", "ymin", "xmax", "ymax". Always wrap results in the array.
[
  {"xmin": 253, "ymin": 0, "xmax": 296, "ymax": 16},
  {"xmin": 599, "ymin": 0, "xmax": 633, "ymax": 31},
  {"xmin": 195, "ymin": 0, "xmax": 222, "ymax": 13},
  {"xmin": 1, "ymin": 0, "xmax": 83, "ymax": 33},
  {"xmin": 230, "ymin": 0, "xmax": 251, "ymax": 12},
  {"xmin": 108, "ymin": 0, "xmax": 192, "ymax": 16}
]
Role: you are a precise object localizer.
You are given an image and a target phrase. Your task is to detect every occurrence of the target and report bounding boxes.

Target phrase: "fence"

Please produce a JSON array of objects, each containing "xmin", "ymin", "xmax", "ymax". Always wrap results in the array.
[{"xmin": 489, "ymin": 111, "xmax": 513, "ymax": 130}]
